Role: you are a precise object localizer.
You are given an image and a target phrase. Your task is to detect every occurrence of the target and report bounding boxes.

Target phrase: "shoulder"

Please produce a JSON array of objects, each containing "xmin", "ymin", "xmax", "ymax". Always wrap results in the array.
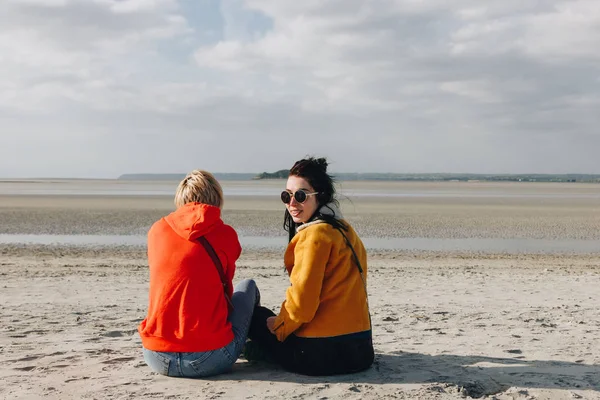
[
  {"xmin": 204, "ymin": 223, "xmax": 241, "ymax": 261},
  {"xmin": 209, "ymin": 223, "xmax": 241, "ymax": 249},
  {"xmin": 217, "ymin": 223, "xmax": 239, "ymax": 240},
  {"xmin": 298, "ymin": 218, "xmax": 355, "ymax": 236},
  {"xmin": 148, "ymin": 217, "xmax": 168, "ymax": 237},
  {"xmin": 295, "ymin": 221, "xmax": 338, "ymax": 244}
]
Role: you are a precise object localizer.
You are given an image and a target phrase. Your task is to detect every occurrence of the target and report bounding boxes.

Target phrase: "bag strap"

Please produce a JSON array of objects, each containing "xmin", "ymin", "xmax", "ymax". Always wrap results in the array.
[
  {"xmin": 197, "ymin": 236, "xmax": 234, "ymax": 311},
  {"xmin": 335, "ymin": 228, "xmax": 371, "ymax": 328}
]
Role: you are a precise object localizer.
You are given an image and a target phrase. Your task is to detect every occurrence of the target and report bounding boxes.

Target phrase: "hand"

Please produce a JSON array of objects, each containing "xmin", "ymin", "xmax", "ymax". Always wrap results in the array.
[{"xmin": 266, "ymin": 317, "xmax": 277, "ymax": 334}]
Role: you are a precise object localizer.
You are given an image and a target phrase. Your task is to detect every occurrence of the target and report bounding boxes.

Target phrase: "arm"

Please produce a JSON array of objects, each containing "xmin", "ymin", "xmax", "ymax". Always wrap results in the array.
[{"xmin": 272, "ymin": 229, "xmax": 332, "ymax": 341}]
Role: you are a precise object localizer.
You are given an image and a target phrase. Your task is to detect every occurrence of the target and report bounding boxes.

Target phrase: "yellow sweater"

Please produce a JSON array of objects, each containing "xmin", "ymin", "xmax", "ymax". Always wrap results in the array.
[{"xmin": 273, "ymin": 219, "xmax": 371, "ymax": 341}]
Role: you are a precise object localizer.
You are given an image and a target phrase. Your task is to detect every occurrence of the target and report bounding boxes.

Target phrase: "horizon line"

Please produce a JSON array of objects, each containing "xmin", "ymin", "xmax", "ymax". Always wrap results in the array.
[{"xmin": 2, "ymin": 171, "xmax": 600, "ymax": 181}]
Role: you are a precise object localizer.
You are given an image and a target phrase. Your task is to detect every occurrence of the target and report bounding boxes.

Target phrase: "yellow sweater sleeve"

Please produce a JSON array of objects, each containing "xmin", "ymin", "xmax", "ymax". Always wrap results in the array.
[{"xmin": 273, "ymin": 229, "xmax": 332, "ymax": 341}]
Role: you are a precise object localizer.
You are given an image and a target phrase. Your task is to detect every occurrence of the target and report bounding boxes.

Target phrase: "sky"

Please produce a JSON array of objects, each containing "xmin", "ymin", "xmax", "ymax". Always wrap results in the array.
[{"xmin": 1, "ymin": 0, "xmax": 599, "ymax": 178}]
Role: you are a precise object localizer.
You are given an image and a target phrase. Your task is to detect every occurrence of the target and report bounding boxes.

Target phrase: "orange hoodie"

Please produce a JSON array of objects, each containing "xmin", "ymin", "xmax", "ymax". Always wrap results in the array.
[{"xmin": 138, "ymin": 203, "xmax": 241, "ymax": 353}]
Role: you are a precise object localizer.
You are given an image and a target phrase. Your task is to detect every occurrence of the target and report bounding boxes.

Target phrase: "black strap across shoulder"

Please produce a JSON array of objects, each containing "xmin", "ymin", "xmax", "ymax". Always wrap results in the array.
[
  {"xmin": 335, "ymin": 228, "xmax": 371, "ymax": 328},
  {"xmin": 197, "ymin": 236, "xmax": 234, "ymax": 311},
  {"xmin": 335, "ymin": 228, "xmax": 363, "ymax": 274}
]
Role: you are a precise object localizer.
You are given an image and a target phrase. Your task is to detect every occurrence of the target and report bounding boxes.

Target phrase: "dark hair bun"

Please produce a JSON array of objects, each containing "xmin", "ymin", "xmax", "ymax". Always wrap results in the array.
[
  {"xmin": 290, "ymin": 156, "xmax": 331, "ymax": 177},
  {"xmin": 315, "ymin": 157, "xmax": 328, "ymax": 171}
]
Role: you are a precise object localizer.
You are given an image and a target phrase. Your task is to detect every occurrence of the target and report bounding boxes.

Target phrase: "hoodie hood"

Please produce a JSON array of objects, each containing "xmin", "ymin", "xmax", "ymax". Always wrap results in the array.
[
  {"xmin": 297, "ymin": 202, "xmax": 344, "ymax": 232},
  {"xmin": 164, "ymin": 202, "xmax": 223, "ymax": 241},
  {"xmin": 317, "ymin": 202, "xmax": 343, "ymax": 220}
]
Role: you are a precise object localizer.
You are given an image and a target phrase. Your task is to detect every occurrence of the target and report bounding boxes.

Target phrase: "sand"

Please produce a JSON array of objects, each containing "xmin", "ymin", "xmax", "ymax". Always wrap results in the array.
[{"xmin": 1, "ymin": 180, "xmax": 600, "ymax": 399}]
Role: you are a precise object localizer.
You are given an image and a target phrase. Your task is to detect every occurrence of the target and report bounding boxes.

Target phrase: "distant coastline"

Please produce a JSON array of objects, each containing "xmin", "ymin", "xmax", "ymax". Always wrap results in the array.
[
  {"xmin": 118, "ymin": 173, "xmax": 257, "ymax": 181},
  {"xmin": 118, "ymin": 172, "xmax": 600, "ymax": 183}
]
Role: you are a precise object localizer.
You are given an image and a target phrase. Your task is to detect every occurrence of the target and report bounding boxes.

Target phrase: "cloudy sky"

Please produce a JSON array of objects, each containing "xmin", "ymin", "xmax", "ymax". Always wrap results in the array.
[{"xmin": 1, "ymin": 0, "xmax": 599, "ymax": 178}]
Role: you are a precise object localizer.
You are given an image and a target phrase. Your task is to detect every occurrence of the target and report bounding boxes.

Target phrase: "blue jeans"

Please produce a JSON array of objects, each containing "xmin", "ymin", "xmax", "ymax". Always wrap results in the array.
[{"xmin": 143, "ymin": 279, "xmax": 259, "ymax": 378}]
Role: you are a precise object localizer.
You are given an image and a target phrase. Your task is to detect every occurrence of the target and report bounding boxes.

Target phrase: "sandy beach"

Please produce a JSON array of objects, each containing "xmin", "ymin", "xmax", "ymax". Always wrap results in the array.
[{"xmin": 1, "ymin": 180, "xmax": 600, "ymax": 399}]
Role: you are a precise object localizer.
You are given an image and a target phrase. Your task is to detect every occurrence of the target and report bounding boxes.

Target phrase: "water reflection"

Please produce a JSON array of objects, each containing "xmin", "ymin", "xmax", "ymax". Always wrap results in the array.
[{"xmin": 1, "ymin": 181, "xmax": 598, "ymax": 199}]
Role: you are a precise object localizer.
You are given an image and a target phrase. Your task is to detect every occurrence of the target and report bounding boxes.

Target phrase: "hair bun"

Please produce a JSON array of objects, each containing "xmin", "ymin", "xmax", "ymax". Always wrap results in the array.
[
  {"xmin": 315, "ymin": 157, "xmax": 328, "ymax": 171},
  {"xmin": 290, "ymin": 156, "xmax": 330, "ymax": 175}
]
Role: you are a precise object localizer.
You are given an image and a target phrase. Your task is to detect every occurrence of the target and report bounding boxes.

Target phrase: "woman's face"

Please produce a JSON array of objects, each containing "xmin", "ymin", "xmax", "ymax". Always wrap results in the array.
[{"xmin": 284, "ymin": 176, "xmax": 319, "ymax": 224}]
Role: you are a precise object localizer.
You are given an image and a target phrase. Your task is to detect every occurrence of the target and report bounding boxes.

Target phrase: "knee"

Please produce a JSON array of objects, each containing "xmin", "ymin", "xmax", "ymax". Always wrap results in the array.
[
  {"xmin": 234, "ymin": 279, "xmax": 260, "ymax": 297},
  {"xmin": 236, "ymin": 278, "xmax": 257, "ymax": 290},
  {"xmin": 233, "ymin": 279, "xmax": 261, "ymax": 308},
  {"xmin": 245, "ymin": 279, "xmax": 260, "ymax": 304}
]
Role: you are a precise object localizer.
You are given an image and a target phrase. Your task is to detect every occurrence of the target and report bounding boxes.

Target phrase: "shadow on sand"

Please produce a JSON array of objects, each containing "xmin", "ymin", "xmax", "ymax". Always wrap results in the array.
[{"xmin": 224, "ymin": 351, "xmax": 600, "ymax": 398}]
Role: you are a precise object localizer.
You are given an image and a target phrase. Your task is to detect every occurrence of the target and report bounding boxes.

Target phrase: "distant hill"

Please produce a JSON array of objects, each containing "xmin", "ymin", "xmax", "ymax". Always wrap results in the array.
[
  {"xmin": 118, "ymin": 173, "xmax": 257, "ymax": 181},
  {"xmin": 253, "ymin": 172, "xmax": 600, "ymax": 182},
  {"xmin": 253, "ymin": 170, "xmax": 289, "ymax": 179},
  {"xmin": 329, "ymin": 173, "xmax": 600, "ymax": 182}
]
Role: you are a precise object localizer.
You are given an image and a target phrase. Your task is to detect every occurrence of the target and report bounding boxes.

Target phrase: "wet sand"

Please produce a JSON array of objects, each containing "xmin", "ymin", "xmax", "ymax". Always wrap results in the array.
[
  {"xmin": 1, "ymin": 181, "xmax": 600, "ymax": 239},
  {"xmin": 1, "ymin": 180, "xmax": 600, "ymax": 399}
]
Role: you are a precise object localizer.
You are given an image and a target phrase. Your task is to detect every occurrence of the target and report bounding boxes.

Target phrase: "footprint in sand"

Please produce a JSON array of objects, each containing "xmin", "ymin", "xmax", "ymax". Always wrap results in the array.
[
  {"xmin": 504, "ymin": 349, "xmax": 523, "ymax": 354},
  {"xmin": 64, "ymin": 377, "xmax": 90, "ymax": 383},
  {"xmin": 12, "ymin": 355, "xmax": 42, "ymax": 362},
  {"xmin": 101, "ymin": 329, "xmax": 137, "ymax": 338},
  {"xmin": 59, "ymin": 355, "xmax": 81, "ymax": 361},
  {"xmin": 13, "ymin": 366, "xmax": 36, "ymax": 371},
  {"xmin": 86, "ymin": 348, "xmax": 117, "ymax": 356},
  {"xmin": 101, "ymin": 357, "xmax": 137, "ymax": 364},
  {"xmin": 22, "ymin": 329, "xmax": 49, "ymax": 335}
]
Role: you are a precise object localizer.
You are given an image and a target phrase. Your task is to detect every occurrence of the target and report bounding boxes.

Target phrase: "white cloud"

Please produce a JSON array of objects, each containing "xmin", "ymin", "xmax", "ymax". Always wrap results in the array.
[
  {"xmin": 107, "ymin": 0, "xmax": 177, "ymax": 14},
  {"xmin": 0, "ymin": 0, "xmax": 192, "ymax": 114},
  {"xmin": 519, "ymin": 1, "xmax": 600, "ymax": 60},
  {"xmin": 1, "ymin": 0, "xmax": 599, "ymax": 177},
  {"xmin": 9, "ymin": 0, "xmax": 69, "ymax": 6},
  {"xmin": 440, "ymin": 80, "xmax": 502, "ymax": 103}
]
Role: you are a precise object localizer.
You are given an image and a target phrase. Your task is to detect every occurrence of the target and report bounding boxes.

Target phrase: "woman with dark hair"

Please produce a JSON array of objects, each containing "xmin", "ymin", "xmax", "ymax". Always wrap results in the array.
[{"xmin": 247, "ymin": 157, "xmax": 374, "ymax": 376}]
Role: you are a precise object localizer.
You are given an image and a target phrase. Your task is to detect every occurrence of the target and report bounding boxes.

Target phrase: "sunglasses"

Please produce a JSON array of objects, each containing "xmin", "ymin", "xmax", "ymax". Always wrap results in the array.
[{"xmin": 281, "ymin": 190, "xmax": 319, "ymax": 204}]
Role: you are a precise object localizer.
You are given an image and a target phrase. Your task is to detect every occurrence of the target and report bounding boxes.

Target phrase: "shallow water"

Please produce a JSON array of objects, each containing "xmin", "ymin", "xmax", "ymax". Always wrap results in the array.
[
  {"xmin": 2, "ymin": 180, "xmax": 599, "ymax": 199},
  {"xmin": 0, "ymin": 234, "xmax": 598, "ymax": 254}
]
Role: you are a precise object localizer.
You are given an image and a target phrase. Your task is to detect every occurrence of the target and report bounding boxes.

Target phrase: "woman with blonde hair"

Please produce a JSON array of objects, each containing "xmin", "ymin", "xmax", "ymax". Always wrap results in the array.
[{"xmin": 138, "ymin": 170, "xmax": 259, "ymax": 377}]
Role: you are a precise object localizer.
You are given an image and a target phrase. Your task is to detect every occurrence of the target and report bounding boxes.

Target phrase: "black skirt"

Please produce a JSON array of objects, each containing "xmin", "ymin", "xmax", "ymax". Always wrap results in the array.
[{"xmin": 248, "ymin": 306, "xmax": 374, "ymax": 376}]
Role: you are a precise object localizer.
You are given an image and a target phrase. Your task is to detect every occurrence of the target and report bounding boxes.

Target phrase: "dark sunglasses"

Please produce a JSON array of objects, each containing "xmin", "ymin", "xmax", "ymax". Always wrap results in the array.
[{"xmin": 281, "ymin": 190, "xmax": 319, "ymax": 204}]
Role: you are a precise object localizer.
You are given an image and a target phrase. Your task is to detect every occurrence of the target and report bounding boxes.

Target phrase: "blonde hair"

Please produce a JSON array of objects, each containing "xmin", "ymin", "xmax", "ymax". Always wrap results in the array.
[{"xmin": 174, "ymin": 170, "xmax": 223, "ymax": 209}]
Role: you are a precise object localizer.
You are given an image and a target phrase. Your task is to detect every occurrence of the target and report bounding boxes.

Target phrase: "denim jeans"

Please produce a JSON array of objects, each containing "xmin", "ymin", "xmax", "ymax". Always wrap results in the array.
[{"xmin": 143, "ymin": 278, "xmax": 260, "ymax": 378}]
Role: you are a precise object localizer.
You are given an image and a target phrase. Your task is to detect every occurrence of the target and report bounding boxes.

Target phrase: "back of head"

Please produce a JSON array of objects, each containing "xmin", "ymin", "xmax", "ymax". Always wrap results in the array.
[
  {"xmin": 289, "ymin": 157, "xmax": 336, "ymax": 207},
  {"xmin": 174, "ymin": 170, "xmax": 223, "ymax": 209}
]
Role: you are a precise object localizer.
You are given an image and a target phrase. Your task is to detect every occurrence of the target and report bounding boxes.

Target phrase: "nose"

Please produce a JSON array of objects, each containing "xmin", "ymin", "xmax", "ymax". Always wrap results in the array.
[{"xmin": 289, "ymin": 195, "xmax": 299, "ymax": 206}]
